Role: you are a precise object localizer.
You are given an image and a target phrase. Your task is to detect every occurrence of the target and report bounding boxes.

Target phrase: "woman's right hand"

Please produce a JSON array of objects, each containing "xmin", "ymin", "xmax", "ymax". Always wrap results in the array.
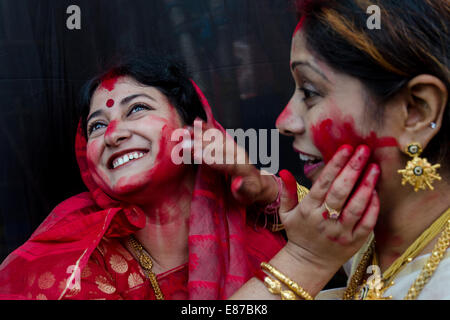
[{"xmin": 279, "ymin": 144, "xmax": 381, "ymax": 274}]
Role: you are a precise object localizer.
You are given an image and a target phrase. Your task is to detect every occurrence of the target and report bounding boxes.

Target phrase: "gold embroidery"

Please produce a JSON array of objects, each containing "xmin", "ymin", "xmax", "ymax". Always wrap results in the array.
[
  {"xmin": 65, "ymin": 287, "xmax": 81, "ymax": 298},
  {"xmin": 128, "ymin": 272, "xmax": 144, "ymax": 289},
  {"xmin": 38, "ymin": 272, "xmax": 55, "ymax": 290},
  {"xmin": 58, "ymin": 278, "xmax": 81, "ymax": 298},
  {"xmin": 36, "ymin": 293, "xmax": 47, "ymax": 300},
  {"xmin": 95, "ymin": 275, "xmax": 116, "ymax": 294},
  {"xmin": 109, "ymin": 254, "xmax": 128, "ymax": 274}
]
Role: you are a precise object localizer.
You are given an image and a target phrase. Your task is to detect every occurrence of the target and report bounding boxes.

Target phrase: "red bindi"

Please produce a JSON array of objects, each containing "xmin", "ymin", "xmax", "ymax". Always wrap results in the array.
[{"xmin": 106, "ymin": 99, "xmax": 115, "ymax": 108}]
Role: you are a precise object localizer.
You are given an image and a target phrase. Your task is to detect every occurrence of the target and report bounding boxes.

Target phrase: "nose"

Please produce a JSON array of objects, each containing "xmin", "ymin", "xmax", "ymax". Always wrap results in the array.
[
  {"xmin": 104, "ymin": 120, "xmax": 131, "ymax": 147},
  {"xmin": 276, "ymin": 99, "xmax": 306, "ymax": 136}
]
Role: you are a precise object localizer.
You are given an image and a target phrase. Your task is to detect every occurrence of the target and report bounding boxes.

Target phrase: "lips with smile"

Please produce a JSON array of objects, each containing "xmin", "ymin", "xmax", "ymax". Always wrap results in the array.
[
  {"xmin": 294, "ymin": 148, "xmax": 324, "ymax": 178},
  {"xmin": 108, "ymin": 149, "xmax": 149, "ymax": 170}
]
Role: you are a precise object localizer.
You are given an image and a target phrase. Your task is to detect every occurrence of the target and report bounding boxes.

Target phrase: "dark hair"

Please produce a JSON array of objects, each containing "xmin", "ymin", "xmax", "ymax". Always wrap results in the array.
[
  {"xmin": 79, "ymin": 52, "xmax": 207, "ymax": 137},
  {"xmin": 296, "ymin": 0, "xmax": 449, "ymax": 166}
]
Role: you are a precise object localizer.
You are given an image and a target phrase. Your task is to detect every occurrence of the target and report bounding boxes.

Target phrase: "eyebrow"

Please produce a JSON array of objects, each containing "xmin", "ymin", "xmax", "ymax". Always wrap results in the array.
[
  {"xmin": 290, "ymin": 61, "xmax": 330, "ymax": 82},
  {"xmin": 86, "ymin": 93, "xmax": 157, "ymax": 124},
  {"xmin": 119, "ymin": 93, "xmax": 156, "ymax": 106}
]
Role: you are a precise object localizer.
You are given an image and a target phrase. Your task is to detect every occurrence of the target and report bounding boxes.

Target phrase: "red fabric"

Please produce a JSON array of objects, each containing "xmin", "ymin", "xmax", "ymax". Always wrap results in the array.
[{"xmin": 0, "ymin": 81, "xmax": 285, "ymax": 300}]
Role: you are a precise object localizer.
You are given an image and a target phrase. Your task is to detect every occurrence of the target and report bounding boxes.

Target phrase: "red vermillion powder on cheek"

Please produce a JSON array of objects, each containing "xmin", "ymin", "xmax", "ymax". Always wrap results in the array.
[
  {"xmin": 86, "ymin": 140, "xmax": 111, "ymax": 187},
  {"xmin": 115, "ymin": 124, "xmax": 180, "ymax": 196},
  {"xmin": 311, "ymin": 117, "xmax": 398, "ymax": 163}
]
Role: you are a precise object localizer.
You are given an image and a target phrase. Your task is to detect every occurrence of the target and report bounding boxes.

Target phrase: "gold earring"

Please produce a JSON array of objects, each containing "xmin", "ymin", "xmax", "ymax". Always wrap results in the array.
[{"xmin": 398, "ymin": 142, "xmax": 441, "ymax": 192}]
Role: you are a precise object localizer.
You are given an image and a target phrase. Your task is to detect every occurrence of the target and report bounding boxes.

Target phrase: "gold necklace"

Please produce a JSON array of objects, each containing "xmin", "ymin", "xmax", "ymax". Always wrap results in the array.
[
  {"xmin": 128, "ymin": 236, "xmax": 165, "ymax": 300},
  {"xmin": 344, "ymin": 210, "xmax": 450, "ymax": 300}
]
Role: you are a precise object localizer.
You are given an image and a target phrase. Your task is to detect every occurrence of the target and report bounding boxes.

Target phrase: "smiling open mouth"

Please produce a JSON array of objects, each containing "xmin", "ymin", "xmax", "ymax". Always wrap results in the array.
[
  {"xmin": 109, "ymin": 150, "xmax": 149, "ymax": 170},
  {"xmin": 296, "ymin": 151, "xmax": 324, "ymax": 177},
  {"xmin": 298, "ymin": 152, "xmax": 322, "ymax": 165}
]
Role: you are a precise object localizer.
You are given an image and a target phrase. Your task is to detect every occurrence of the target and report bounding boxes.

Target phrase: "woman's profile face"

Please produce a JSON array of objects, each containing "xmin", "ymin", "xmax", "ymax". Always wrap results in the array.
[
  {"xmin": 85, "ymin": 76, "xmax": 186, "ymax": 199},
  {"xmin": 276, "ymin": 29, "xmax": 398, "ymax": 183}
]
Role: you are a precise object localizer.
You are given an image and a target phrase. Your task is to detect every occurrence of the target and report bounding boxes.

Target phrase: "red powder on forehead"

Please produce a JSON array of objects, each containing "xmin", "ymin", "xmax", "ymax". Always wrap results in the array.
[
  {"xmin": 106, "ymin": 99, "xmax": 115, "ymax": 108},
  {"xmin": 311, "ymin": 117, "xmax": 398, "ymax": 163},
  {"xmin": 100, "ymin": 72, "xmax": 120, "ymax": 92}
]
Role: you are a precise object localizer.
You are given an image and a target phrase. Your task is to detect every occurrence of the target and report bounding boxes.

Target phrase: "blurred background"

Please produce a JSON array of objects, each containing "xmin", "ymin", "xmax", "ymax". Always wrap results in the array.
[{"xmin": 0, "ymin": 0, "xmax": 306, "ymax": 262}]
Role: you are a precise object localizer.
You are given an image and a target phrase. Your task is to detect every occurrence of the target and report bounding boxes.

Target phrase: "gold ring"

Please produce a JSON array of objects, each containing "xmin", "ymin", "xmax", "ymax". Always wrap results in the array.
[{"xmin": 324, "ymin": 202, "xmax": 341, "ymax": 220}]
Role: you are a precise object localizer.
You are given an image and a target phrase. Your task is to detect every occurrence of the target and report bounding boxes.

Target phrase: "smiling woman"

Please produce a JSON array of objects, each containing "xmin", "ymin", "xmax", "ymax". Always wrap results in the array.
[
  {"xmin": 0, "ymin": 53, "xmax": 287, "ymax": 300},
  {"xmin": 273, "ymin": 0, "xmax": 450, "ymax": 300}
]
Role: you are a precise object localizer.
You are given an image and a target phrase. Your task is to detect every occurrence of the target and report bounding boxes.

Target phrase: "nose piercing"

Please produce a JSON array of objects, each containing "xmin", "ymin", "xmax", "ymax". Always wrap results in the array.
[{"xmin": 430, "ymin": 122, "xmax": 437, "ymax": 129}]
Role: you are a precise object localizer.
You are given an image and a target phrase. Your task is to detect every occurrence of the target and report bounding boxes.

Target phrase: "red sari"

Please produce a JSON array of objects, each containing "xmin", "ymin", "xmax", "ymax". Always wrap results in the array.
[{"xmin": 0, "ymin": 81, "xmax": 285, "ymax": 300}]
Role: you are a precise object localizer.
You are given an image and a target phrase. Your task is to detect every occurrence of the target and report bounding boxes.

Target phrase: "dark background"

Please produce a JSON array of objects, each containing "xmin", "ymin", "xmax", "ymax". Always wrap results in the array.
[{"xmin": 0, "ymin": 0, "xmax": 305, "ymax": 263}]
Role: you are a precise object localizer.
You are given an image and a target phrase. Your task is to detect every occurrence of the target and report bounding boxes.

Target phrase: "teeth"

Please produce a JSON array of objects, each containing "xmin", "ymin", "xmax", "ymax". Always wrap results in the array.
[
  {"xmin": 299, "ymin": 153, "xmax": 318, "ymax": 162},
  {"xmin": 112, "ymin": 151, "xmax": 145, "ymax": 169}
]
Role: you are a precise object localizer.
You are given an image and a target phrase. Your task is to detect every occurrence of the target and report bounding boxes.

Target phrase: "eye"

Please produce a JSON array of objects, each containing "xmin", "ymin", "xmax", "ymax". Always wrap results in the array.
[
  {"xmin": 87, "ymin": 121, "xmax": 107, "ymax": 136},
  {"xmin": 128, "ymin": 103, "xmax": 151, "ymax": 116},
  {"xmin": 300, "ymin": 87, "xmax": 318, "ymax": 100},
  {"xmin": 298, "ymin": 82, "xmax": 321, "ymax": 107}
]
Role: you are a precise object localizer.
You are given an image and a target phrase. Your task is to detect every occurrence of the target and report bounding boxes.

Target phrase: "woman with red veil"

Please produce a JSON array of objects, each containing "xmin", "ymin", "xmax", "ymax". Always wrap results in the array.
[{"xmin": 0, "ymin": 54, "xmax": 289, "ymax": 300}]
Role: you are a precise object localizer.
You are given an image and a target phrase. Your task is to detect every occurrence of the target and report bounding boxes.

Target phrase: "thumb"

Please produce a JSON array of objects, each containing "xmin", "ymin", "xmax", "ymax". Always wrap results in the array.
[
  {"xmin": 230, "ymin": 174, "xmax": 262, "ymax": 205},
  {"xmin": 278, "ymin": 169, "xmax": 298, "ymax": 213}
]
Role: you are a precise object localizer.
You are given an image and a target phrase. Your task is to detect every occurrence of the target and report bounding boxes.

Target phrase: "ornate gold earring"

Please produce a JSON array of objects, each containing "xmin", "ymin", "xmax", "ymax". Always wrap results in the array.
[{"xmin": 398, "ymin": 142, "xmax": 441, "ymax": 192}]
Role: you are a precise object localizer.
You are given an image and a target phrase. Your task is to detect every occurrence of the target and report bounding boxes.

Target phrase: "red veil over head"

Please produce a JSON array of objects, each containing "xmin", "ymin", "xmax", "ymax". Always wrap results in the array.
[{"xmin": 0, "ymin": 80, "xmax": 284, "ymax": 300}]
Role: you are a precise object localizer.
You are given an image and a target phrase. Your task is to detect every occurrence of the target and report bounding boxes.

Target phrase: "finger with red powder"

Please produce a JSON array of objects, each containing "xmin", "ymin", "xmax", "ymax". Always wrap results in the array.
[
  {"xmin": 323, "ymin": 145, "xmax": 372, "ymax": 214},
  {"xmin": 279, "ymin": 169, "xmax": 299, "ymax": 213},
  {"xmin": 340, "ymin": 163, "xmax": 380, "ymax": 228},
  {"xmin": 352, "ymin": 190, "xmax": 380, "ymax": 240},
  {"xmin": 308, "ymin": 144, "xmax": 354, "ymax": 206}
]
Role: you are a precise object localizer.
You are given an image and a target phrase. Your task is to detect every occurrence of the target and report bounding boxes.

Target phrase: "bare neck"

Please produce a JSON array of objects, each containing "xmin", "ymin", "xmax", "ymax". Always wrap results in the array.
[
  {"xmin": 130, "ymin": 170, "xmax": 196, "ymax": 274},
  {"xmin": 375, "ymin": 178, "xmax": 450, "ymax": 273}
]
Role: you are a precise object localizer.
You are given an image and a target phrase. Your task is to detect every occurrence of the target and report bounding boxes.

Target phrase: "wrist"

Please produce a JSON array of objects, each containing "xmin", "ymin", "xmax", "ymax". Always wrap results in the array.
[
  {"xmin": 267, "ymin": 243, "xmax": 341, "ymax": 296},
  {"xmin": 284, "ymin": 241, "xmax": 341, "ymax": 273},
  {"xmin": 255, "ymin": 174, "xmax": 280, "ymax": 206}
]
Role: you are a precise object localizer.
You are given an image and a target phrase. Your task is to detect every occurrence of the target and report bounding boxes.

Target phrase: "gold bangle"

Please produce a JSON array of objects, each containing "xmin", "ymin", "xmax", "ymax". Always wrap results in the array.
[
  {"xmin": 261, "ymin": 262, "xmax": 314, "ymax": 300},
  {"xmin": 263, "ymin": 276, "xmax": 298, "ymax": 300}
]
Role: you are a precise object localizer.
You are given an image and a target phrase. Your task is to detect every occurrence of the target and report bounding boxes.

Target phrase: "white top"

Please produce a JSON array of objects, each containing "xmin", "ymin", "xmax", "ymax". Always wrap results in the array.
[{"xmin": 316, "ymin": 239, "xmax": 450, "ymax": 300}]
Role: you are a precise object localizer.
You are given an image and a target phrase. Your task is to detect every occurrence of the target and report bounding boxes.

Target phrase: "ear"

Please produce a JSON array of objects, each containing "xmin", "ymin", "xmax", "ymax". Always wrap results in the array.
[{"xmin": 397, "ymin": 74, "xmax": 448, "ymax": 151}]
